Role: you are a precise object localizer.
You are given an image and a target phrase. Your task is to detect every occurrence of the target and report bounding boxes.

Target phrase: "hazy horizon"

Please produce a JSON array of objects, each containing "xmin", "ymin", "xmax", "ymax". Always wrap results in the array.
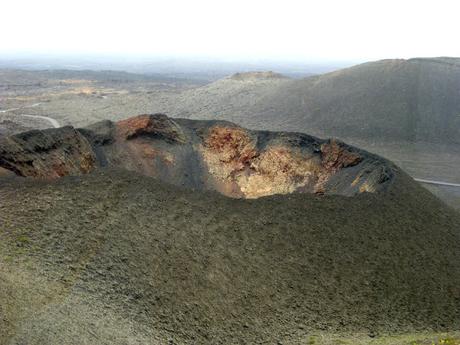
[
  {"xmin": 2, "ymin": 0, "xmax": 460, "ymax": 62},
  {"xmin": 2, "ymin": 52, "xmax": 458, "ymax": 77},
  {"xmin": 0, "ymin": 52, "xmax": 358, "ymax": 76}
]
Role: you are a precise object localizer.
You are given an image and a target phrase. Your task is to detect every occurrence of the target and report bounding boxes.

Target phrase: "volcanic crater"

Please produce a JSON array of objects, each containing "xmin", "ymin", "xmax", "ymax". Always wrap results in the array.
[{"xmin": 0, "ymin": 114, "xmax": 394, "ymax": 198}]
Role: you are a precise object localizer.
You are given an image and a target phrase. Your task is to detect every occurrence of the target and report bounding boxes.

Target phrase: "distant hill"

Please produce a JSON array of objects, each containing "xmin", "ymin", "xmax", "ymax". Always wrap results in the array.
[
  {"xmin": 4, "ymin": 58, "xmax": 459, "ymax": 145},
  {"xmin": 170, "ymin": 58, "xmax": 460, "ymax": 144},
  {"xmin": 229, "ymin": 71, "xmax": 288, "ymax": 80}
]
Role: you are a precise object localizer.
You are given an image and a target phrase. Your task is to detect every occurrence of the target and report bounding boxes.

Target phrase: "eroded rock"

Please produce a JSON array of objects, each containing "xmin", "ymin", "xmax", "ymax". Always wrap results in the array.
[
  {"xmin": 0, "ymin": 114, "xmax": 395, "ymax": 197},
  {"xmin": 0, "ymin": 126, "xmax": 95, "ymax": 178},
  {"xmin": 117, "ymin": 114, "xmax": 186, "ymax": 143}
]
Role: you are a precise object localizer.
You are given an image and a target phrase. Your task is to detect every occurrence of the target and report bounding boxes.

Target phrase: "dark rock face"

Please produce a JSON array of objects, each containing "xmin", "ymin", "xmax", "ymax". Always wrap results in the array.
[
  {"xmin": 0, "ymin": 126, "xmax": 95, "ymax": 178},
  {"xmin": 0, "ymin": 114, "xmax": 395, "ymax": 198}
]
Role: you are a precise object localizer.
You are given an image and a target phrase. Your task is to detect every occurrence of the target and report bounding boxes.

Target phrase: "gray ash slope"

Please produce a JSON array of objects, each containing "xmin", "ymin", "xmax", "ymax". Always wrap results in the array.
[
  {"xmin": 1, "ymin": 117, "xmax": 460, "ymax": 344},
  {"xmin": 0, "ymin": 167, "xmax": 459, "ymax": 345},
  {"xmin": 170, "ymin": 58, "xmax": 460, "ymax": 144}
]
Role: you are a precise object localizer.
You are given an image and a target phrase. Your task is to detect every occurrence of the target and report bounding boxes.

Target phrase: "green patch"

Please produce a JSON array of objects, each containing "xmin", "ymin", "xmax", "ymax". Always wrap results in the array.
[
  {"xmin": 1, "ymin": 255, "xmax": 14, "ymax": 263},
  {"xmin": 427, "ymin": 338, "xmax": 460, "ymax": 345},
  {"xmin": 16, "ymin": 235, "xmax": 30, "ymax": 246}
]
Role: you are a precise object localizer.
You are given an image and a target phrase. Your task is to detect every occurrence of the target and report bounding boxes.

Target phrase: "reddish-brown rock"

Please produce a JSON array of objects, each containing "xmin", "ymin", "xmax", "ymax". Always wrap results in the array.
[
  {"xmin": 0, "ymin": 114, "xmax": 395, "ymax": 197},
  {"xmin": 0, "ymin": 126, "xmax": 96, "ymax": 179},
  {"xmin": 117, "ymin": 114, "xmax": 186, "ymax": 143}
]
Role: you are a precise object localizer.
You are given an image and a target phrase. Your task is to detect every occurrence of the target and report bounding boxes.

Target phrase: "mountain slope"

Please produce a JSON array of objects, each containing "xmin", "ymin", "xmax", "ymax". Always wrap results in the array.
[
  {"xmin": 1, "ymin": 116, "xmax": 460, "ymax": 344},
  {"xmin": 1, "ymin": 168, "xmax": 459, "ymax": 345},
  {"xmin": 170, "ymin": 58, "xmax": 460, "ymax": 144}
]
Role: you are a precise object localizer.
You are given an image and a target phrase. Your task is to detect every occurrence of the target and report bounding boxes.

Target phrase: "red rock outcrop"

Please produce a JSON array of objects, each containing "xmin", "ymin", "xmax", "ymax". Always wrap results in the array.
[
  {"xmin": 321, "ymin": 140, "xmax": 362, "ymax": 171},
  {"xmin": 197, "ymin": 125, "xmax": 383, "ymax": 198},
  {"xmin": 117, "ymin": 114, "xmax": 186, "ymax": 143},
  {"xmin": 200, "ymin": 125, "xmax": 320, "ymax": 197},
  {"xmin": 314, "ymin": 140, "xmax": 363, "ymax": 194}
]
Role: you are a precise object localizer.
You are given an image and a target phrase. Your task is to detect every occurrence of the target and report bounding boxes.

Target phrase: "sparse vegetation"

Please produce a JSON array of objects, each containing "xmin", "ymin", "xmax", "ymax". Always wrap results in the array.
[
  {"xmin": 0, "ymin": 168, "xmax": 459, "ymax": 344},
  {"xmin": 15, "ymin": 235, "xmax": 30, "ymax": 246}
]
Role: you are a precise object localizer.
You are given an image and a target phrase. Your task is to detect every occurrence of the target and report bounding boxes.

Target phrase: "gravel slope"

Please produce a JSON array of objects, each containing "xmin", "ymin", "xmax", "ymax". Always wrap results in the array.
[{"xmin": 1, "ymin": 168, "xmax": 459, "ymax": 344}]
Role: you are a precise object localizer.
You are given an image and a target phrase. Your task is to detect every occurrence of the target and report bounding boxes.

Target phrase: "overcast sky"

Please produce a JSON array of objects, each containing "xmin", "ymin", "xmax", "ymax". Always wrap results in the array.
[{"xmin": 1, "ymin": 0, "xmax": 459, "ymax": 62}]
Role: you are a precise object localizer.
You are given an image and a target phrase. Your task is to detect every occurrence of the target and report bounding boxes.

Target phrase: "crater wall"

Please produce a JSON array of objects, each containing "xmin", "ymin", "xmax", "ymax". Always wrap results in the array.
[{"xmin": 0, "ymin": 114, "xmax": 395, "ymax": 198}]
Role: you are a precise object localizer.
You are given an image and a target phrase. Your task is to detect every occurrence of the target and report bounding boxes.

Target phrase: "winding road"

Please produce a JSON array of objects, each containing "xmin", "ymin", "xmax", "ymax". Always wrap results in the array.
[
  {"xmin": 19, "ymin": 114, "xmax": 60, "ymax": 128},
  {"xmin": 0, "ymin": 103, "xmax": 60, "ymax": 128},
  {"xmin": 413, "ymin": 178, "xmax": 460, "ymax": 188}
]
